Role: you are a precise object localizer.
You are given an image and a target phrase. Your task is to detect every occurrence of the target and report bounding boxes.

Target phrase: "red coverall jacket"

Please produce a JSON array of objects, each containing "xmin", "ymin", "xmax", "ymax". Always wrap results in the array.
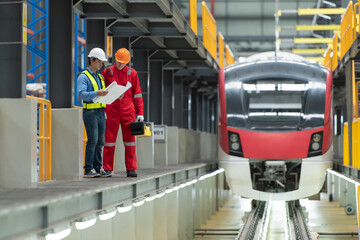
[{"xmin": 102, "ymin": 64, "xmax": 144, "ymax": 171}]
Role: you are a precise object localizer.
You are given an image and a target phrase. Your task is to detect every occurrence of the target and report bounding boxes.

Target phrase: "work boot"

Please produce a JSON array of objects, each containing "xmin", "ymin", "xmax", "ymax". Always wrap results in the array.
[
  {"xmin": 97, "ymin": 168, "xmax": 112, "ymax": 177},
  {"xmin": 84, "ymin": 169, "xmax": 100, "ymax": 178},
  {"xmin": 127, "ymin": 170, "xmax": 137, "ymax": 177}
]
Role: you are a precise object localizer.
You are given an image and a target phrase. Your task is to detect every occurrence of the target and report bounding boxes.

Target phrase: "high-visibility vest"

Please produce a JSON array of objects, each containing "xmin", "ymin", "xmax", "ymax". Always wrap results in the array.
[{"xmin": 82, "ymin": 70, "xmax": 106, "ymax": 109}]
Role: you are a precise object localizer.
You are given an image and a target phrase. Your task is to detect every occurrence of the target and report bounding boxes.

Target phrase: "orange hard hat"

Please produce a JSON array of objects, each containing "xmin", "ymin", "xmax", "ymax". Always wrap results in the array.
[{"xmin": 115, "ymin": 48, "xmax": 131, "ymax": 63}]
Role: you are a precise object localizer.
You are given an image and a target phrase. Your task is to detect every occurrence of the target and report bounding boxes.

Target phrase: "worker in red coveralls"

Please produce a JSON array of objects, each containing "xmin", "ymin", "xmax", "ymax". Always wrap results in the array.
[{"xmin": 102, "ymin": 48, "xmax": 144, "ymax": 177}]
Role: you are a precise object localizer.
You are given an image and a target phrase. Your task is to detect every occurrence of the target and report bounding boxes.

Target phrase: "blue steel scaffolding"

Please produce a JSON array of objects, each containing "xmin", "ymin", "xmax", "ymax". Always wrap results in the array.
[
  {"xmin": 26, "ymin": 0, "xmax": 49, "ymax": 99},
  {"xmin": 74, "ymin": 13, "xmax": 87, "ymax": 106}
]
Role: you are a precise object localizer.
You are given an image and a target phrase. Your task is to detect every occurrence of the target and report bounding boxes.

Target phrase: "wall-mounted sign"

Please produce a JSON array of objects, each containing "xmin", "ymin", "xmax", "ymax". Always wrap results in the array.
[{"xmin": 153, "ymin": 126, "xmax": 166, "ymax": 142}]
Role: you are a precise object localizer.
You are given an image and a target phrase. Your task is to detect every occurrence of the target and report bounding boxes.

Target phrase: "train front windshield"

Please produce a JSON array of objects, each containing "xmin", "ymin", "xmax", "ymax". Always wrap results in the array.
[{"xmin": 226, "ymin": 78, "xmax": 326, "ymax": 131}]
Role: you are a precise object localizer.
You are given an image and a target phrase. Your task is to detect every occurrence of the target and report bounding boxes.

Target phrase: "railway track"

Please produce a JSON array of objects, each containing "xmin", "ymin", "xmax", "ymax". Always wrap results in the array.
[{"xmin": 237, "ymin": 200, "xmax": 314, "ymax": 240}]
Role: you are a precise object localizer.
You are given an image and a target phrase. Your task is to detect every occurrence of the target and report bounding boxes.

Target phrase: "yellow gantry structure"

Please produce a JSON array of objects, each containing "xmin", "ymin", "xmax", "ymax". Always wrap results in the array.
[
  {"xmin": 296, "ymin": 25, "xmax": 340, "ymax": 31},
  {"xmin": 294, "ymin": 38, "xmax": 333, "ymax": 44},
  {"xmin": 298, "ymin": 8, "xmax": 346, "ymax": 15},
  {"xmin": 292, "ymin": 49, "xmax": 326, "ymax": 54},
  {"xmin": 278, "ymin": 8, "xmax": 345, "ymax": 16}
]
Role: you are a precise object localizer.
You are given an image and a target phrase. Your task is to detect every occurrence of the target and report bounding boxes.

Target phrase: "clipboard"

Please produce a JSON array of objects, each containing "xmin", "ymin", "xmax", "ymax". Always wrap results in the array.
[{"xmin": 93, "ymin": 81, "xmax": 131, "ymax": 104}]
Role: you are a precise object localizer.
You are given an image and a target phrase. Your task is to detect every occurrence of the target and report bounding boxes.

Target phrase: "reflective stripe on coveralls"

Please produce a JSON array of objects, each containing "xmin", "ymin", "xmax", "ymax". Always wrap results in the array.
[
  {"xmin": 82, "ymin": 70, "xmax": 106, "ymax": 109},
  {"xmin": 134, "ymin": 93, "xmax": 142, "ymax": 98}
]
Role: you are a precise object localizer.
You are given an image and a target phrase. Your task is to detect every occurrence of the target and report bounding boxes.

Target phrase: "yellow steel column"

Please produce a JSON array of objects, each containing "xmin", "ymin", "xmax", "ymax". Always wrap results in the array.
[{"xmin": 344, "ymin": 122, "xmax": 350, "ymax": 166}]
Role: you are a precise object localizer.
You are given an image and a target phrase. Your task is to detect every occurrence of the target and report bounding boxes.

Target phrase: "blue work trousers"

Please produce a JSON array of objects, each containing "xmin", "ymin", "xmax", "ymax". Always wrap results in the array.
[{"xmin": 83, "ymin": 109, "xmax": 106, "ymax": 172}]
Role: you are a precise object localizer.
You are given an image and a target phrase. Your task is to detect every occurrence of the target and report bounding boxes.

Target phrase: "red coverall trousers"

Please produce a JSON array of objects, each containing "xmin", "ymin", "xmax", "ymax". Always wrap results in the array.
[{"xmin": 103, "ymin": 98, "xmax": 137, "ymax": 171}]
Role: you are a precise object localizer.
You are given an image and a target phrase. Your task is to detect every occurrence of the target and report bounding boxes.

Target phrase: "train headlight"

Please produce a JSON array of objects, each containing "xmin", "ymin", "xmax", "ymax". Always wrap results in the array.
[
  {"xmin": 311, "ymin": 142, "xmax": 320, "ymax": 151},
  {"xmin": 230, "ymin": 134, "xmax": 239, "ymax": 142},
  {"xmin": 231, "ymin": 142, "xmax": 240, "ymax": 150},
  {"xmin": 313, "ymin": 133, "xmax": 322, "ymax": 142},
  {"xmin": 308, "ymin": 131, "xmax": 323, "ymax": 157},
  {"xmin": 228, "ymin": 131, "xmax": 243, "ymax": 157}
]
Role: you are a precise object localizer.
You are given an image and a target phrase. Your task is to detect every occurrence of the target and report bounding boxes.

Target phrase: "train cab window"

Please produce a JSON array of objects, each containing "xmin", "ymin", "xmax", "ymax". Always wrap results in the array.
[
  {"xmin": 244, "ymin": 79, "xmax": 307, "ymax": 130},
  {"xmin": 226, "ymin": 77, "xmax": 326, "ymax": 131}
]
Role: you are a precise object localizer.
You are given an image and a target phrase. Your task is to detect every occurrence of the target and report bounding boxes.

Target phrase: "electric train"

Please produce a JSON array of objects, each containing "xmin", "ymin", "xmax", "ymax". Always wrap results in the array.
[{"xmin": 218, "ymin": 52, "xmax": 333, "ymax": 201}]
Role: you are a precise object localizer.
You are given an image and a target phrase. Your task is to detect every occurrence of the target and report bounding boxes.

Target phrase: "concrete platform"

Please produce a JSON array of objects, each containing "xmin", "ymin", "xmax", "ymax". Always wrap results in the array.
[{"xmin": 0, "ymin": 162, "xmax": 218, "ymax": 240}]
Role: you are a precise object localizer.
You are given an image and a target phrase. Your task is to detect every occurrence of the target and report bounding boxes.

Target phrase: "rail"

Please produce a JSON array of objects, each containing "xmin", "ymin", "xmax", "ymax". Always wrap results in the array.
[{"xmin": 26, "ymin": 95, "xmax": 52, "ymax": 181}]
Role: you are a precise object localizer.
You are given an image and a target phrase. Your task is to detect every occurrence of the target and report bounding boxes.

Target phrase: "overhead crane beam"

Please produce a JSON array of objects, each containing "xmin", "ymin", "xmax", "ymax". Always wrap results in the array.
[{"xmin": 106, "ymin": 0, "xmax": 129, "ymax": 17}]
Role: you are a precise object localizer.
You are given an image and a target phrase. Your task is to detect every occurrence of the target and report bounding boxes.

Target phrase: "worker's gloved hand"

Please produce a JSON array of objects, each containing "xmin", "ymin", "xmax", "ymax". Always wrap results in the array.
[{"xmin": 136, "ymin": 115, "xmax": 144, "ymax": 122}]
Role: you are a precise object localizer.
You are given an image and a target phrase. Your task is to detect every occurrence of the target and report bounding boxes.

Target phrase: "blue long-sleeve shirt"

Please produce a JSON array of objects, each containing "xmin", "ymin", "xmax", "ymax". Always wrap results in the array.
[{"xmin": 77, "ymin": 67, "xmax": 104, "ymax": 104}]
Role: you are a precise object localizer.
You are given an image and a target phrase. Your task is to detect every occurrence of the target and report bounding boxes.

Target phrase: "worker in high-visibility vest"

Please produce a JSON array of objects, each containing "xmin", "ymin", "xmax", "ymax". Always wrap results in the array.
[
  {"xmin": 77, "ymin": 47, "xmax": 112, "ymax": 178},
  {"xmin": 102, "ymin": 48, "xmax": 144, "ymax": 177}
]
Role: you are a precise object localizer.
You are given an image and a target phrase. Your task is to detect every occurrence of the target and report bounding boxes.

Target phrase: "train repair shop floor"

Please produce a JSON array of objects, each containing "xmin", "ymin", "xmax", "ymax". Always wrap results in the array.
[{"xmin": 190, "ymin": 193, "xmax": 358, "ymax": 240}]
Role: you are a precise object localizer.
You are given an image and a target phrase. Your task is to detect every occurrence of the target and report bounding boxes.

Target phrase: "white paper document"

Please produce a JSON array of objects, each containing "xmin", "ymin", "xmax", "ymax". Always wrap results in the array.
[{"xmin": 93, "ymin": 81, "xmax": 132, "ymax": 104}]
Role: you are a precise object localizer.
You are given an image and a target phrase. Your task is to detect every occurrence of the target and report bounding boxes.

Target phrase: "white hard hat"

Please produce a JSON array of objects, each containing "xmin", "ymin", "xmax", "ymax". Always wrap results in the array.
[{"xmin": 88, "ymin": 48, "xmax": 107, "ymax": 62}]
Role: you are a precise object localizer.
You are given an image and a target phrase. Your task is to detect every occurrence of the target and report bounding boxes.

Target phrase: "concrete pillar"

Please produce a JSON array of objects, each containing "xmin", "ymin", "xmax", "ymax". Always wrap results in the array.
[
  {"xmin": 52, "ymin": 108, "xmax": 83, "ymax": 180},
  {"xmin": 135, "ymin": 201, "xmax": 154, "ymax": 240},
  {"xmin": 178, "ymin": 188, "xmax": 187, "ymax": 240},
  {"xmin": 345, "ymin": 181, "xmax": 356, "ymax": 215},
  {"xmin": 0, "ymin": 1, "xmax": 26, "ymax": 98},
  {"xmin": 49, "ymin": 0, "xmax": 73, "ymax": 108},
  {"xmin": 154, "ymin": 125, "xmax": 168, "ymax": 166},
  {"xmin": 167, "ymin": 191, "xmax": 179, "ymax": 240},
  {"xmin": 327, "ymin": 172, "xmax": 334, "ymax": 201},
  {"xmin": 167, "ymin": 127, "xmax": 179, "ymax": 165},
  {"xmin": 178, "ymin": 129, "xmax": 187, "ymax": 163},
  {"xmin": 113, "ymin": 207, "xmax": 136, "ymax": 240},
  {"xmin": 137, "ymin": 122, "xmax": 154, "ymax": 169},
  {"xmin": 333, "ymin": 174, "xmax": 340, "ymax": 201},
  {"xmin": 185, "ymin": 130, "xmax": 195, "ymax": 162},
  {"xmin": 340, "ymin": 177, "xmax": 347, "ymax": 207},
  {"xmin": 154, "ymin": 194, "xmax": 167, "ymax": 240},
  {"xmin": 193, "ymin": 131, "xmax": 200, "ymax": 161},
  {"xmin": 185, "ymin": 186, "xmax": 194, "ymax": 239},
  {"xmin": 0, "ymin": 99, "xmax": 37, "ymax": 188},
  {"xmin": 81, "ymin": 216, "xmax": 112, "ymax": 240},
  {"xmin": 200, "ymin": 132, "xmax": 212, "ymax": 160}
]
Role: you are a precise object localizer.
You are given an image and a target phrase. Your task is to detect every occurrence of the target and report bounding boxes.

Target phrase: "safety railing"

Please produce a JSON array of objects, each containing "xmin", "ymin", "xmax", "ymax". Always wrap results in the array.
[
  {"xmin": 189, "ymin": 0, "xmax": 197, "ymax": 35},
  {"xmin": 354, "ymin": 3, "xmax": 359, "ymax": 38},
  {"xmin": 218, "ymin": 32, "xmax": 225, "ymax": 68},
  {"xmin": 202, "ymin": 1, "xmax": 217, "ymax": 61},
  {"xmin": 225, "ymin": 44, "xmax": 234, "ymax": 66},
  {"xmin": 26, "ymin": 96, "xmax": 52, "ymax": 181},
  {"xmin": 340, "ymin": 1, "xmax": 353, "ymax": 59},
  {"xmin": 323, "ymin": 47, "xmax": 332, "ymax": 69},
  {"xmin": 332, "ymin": 33, "xmax": 339, "ymax": 71}
]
